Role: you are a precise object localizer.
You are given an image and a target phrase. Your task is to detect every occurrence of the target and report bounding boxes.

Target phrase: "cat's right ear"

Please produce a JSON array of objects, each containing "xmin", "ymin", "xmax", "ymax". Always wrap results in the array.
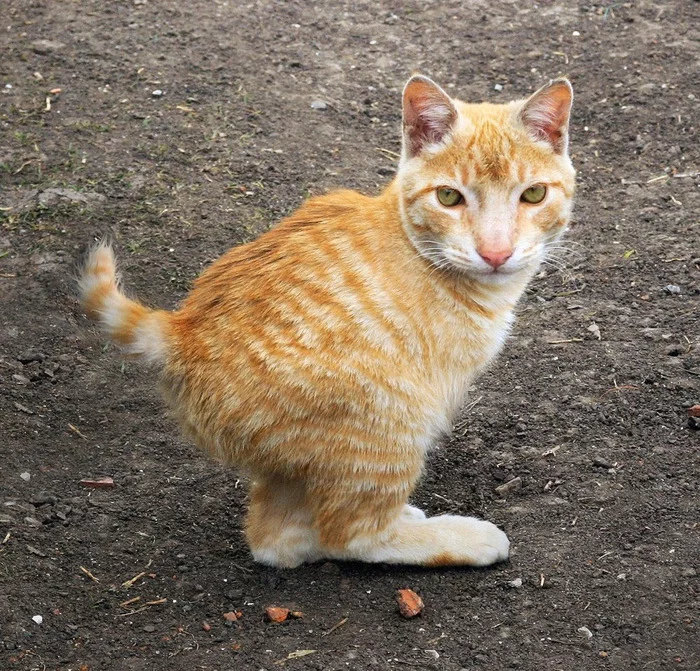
[{"xmin": 402, "ymin": 76, "xmax": 457, "ymax": 158}]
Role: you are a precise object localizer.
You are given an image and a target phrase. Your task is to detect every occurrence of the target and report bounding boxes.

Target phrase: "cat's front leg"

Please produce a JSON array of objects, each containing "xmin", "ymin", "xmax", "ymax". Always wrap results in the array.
[
  {"xmin": 307, "ymin": 485, "xmax": 509, "ymax": 567},
  {"xmin": 342, "ymin": 513, "xmax": 510, "ymax": 567}
]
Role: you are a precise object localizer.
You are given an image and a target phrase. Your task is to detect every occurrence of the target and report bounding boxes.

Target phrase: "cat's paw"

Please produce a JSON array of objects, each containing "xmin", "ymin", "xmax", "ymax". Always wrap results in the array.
[
  {"xmin": 430, "ymin": 515, "xmax": 510, "ymax": 566},
  {"xmin": 401, "ymin": 504, "xmax": 427, "ymax": 520},
  {"xmin": 251, "ymin": 546, "xmax": 305, "ymax": 569},
  {"xmin": 458, "ymin": 517, "xmax": 510, "ymax": 566}
]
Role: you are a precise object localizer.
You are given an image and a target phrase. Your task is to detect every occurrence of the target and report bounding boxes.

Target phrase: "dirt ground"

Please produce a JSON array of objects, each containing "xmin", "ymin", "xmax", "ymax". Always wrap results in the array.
[{"xmin": 1, "ymin": 1, "xmax": 698, "ymax": 669}]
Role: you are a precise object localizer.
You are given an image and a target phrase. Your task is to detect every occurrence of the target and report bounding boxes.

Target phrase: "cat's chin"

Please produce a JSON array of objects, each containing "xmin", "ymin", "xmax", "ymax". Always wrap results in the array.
[
  {"xmin": 466, "ymin": 268, "xmax": 530, "ymax": 287},
  {"xmin": 444, "ymin": 262, "xmax": 532, "ymax": 286}
]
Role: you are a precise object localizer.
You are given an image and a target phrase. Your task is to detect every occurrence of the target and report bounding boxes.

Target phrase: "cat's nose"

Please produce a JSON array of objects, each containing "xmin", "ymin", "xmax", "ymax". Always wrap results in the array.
[{"xmin": 478, "ymin": 248, "xmax": 512, "ymax": 269}]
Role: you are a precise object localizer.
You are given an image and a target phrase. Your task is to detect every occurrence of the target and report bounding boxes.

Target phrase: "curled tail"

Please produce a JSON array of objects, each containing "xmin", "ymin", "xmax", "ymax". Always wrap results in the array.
[{"xmin": 78, "ymin": 242, "xmax": 171, "ymax": 364}]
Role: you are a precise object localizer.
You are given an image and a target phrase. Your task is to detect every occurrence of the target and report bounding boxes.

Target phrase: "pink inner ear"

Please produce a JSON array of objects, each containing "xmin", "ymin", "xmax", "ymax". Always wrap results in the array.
[
  {"xmin": 520, "ymin": 81, "xmax": 572, "ymax": 153},
  {"xmin": 403, "ymin": 79, "xmax": 457, "ymax": 157}
]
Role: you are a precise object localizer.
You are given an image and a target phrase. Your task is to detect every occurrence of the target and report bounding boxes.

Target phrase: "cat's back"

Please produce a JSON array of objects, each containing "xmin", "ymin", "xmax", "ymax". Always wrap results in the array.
[
  {"xmin": 183, "ymin": 188, "xmax": 378, "ymax": 308},
  {"xmin": 168, "ymin": 187, "xmax": 417, "ymax": 361}
]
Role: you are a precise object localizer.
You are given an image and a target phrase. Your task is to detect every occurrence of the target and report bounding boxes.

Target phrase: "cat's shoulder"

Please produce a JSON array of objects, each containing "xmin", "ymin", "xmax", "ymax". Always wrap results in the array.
[{"xmin": 291, "ymin": 188, "xmax": 373, "ymax": 223}]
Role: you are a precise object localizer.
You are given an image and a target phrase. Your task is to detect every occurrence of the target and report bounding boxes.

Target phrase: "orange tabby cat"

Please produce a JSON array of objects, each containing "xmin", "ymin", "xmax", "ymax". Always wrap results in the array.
[{"xmin": 79, "ymin": 75, "xmax": 575, "ymax": 568}]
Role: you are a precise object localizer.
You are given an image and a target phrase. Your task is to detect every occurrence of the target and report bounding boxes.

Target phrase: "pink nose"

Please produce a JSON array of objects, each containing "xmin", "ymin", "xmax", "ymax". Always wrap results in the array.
[{"xmin": 478, "ymin": 248, "xmax": 512, "ymax": 269}]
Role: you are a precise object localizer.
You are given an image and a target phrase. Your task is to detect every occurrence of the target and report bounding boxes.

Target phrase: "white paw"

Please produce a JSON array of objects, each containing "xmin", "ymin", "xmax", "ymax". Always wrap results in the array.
[
  {"xmin": 251, "ymin": 547, "xmax": 305, "ymax": 569},
  {"xmin": 250, "ymin": 526, "xmax": 323, "ymax": 569},
  {"xmin": 401, "ymin": 504, "xmax": 427, "ymax": 520},
  {"xmin": 434, "ymin": 515, "xmax": 510, "ymax": 566},
  {"xmin": 459, "ymin": 516, "xmax": 510, "ymax": 566}
]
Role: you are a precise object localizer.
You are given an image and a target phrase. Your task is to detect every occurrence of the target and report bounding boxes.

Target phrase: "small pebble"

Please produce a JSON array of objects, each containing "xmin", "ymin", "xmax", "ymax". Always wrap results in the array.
[
  {"xmin": 494, "ymin": 83, "xmax": 503, "ymax": 92},
  {"xmin": 587, "ymin": 322, "xmax": 601, "ymax": 340},
  {"xmin": 32, "ymin": 40, "xmax": 65, "ymax": 54},
  {"xmin": 151, "ymin": 89, "xmax": 163, "ymax": 97},
  {"xmin": 578, "ymin": 626, "xmax": 593, "ymax": 639},
  {"xmin": 495, "ymin": 476, "xmax": 522, "ymax": 496},
  {"xmin": 26, "ymin": 545, "xmax": 47, "ymax": 557},
  {"xmin": 18, "ymin": 350, "xmax": 45, "ymax": 363},
  {"xmin": 143, "ymin": 624, "xmax": 155, "ymax": 633},
  {"xmin": 30, "ymin": 492, "xmax": 56, "ymax": 505},
  {"xmin": 264, "ymin": 606, "xmax": 290, "ymax": 623},
  {"xmin": 592, "ymin": 457, "xmax": 614, "ymax": 469},
  {"xmin": 507, "ymin": 578, "xmax": 523, "ymax": 589},
  {"xmin": 664, "ymin": 284, "xmax": 681, "ymax": 295},
  {"xmin": 310, "ymin": 100, "xmax": 328, "ymax": 110},
  {"xmin": 32, "ymin": 615, "xmax": 43, "ymax": 625},
  {"xmin": 396, "ymin": 589, "xmax": 424, "ymax": 618},
  {"xmin": 20, "ymin": 472, "xmax": 31, "ymax": 482}
]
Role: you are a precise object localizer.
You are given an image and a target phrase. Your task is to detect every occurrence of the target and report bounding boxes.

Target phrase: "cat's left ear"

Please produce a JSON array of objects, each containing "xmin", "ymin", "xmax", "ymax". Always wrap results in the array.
[
  {"xmin": 519, "ymin": 78, "xmax": 573, "ymax": 154},
  {"xmin": 402, "ymin": 75, "xmax": 458, "ymax": 158}
]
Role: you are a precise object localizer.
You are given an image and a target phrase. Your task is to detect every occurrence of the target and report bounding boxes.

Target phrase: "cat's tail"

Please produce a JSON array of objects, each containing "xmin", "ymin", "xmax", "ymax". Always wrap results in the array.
[{"xmin": 78, "ymin": 242, "xmax": 171, "ymax": 364}]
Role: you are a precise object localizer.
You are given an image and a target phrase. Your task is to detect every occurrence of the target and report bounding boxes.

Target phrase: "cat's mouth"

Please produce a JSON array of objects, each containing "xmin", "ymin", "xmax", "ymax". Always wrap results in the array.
[{"xmin": 426, "ymin": 245, "xmax": 529, "ymax": 280}]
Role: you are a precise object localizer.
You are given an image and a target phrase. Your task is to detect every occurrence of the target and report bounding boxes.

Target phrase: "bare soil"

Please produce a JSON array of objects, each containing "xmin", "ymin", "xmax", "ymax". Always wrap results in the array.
[{"xmin": 1, "ymin": 1, "xmax": 698, "ymax": 670}]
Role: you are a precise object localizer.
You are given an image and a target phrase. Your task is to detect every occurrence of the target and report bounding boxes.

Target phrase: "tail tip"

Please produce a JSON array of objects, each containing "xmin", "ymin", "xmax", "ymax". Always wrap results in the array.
[
  {"xmin": 78, "ymin": 240, "xmax": 118, "ymax": 316},
  {"xmin": 85, "ymin": 241, "xmax": 116, "ymax": 276}
]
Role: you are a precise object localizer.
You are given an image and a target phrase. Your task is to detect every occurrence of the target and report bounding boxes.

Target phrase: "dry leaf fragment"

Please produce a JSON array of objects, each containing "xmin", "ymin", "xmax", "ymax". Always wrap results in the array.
[
  {"xmin": 687, "ymin": 405, "xmax": 700, "ymax": 418},
  {"xmin": 122, "ymin": 571, "xmax": 146, "ymax": 588},
  {"xmin": 287, "ymin": 650, "xmax": 316, "ymax": 659},
  {"xmin": 79, "ymin": 566, "xmax": 100, "ymax": 582},
  {"xmin": 79, "ymin": 477, "xmax": 115, "ymax": 488},
  {"xmin": 396, "ymin": 588, "xmax": 424, "ymax": 618}
]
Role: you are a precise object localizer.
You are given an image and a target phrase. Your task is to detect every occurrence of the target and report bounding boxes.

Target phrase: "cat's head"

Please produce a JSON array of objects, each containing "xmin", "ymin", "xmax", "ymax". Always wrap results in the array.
[{"xmin": 397, "ymin": 75, "xmax": 576, "ymax": 285}]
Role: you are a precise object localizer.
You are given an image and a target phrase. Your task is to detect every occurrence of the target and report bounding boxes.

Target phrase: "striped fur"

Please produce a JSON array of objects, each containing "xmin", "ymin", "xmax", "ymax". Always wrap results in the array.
[{"xmin": 79, "ymin": 77, "xmax": 575, "ymax": 568}]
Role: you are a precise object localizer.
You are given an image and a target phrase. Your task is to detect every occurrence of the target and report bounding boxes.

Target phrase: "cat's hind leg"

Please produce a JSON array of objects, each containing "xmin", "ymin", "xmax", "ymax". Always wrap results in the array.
[{"xmin": 244, "ymin": 476, "xmax": 322, "ymax": 569}]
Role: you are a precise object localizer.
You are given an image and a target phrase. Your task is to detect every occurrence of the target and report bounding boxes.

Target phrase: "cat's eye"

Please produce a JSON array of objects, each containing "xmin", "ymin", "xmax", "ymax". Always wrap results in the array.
[
  {"xmin": 436, "ymin": 187, "xmax": 464, "ymax": 207},
  {"xmin": 521, "ymin": 184, "xmax": 547, "ymax": 204}
]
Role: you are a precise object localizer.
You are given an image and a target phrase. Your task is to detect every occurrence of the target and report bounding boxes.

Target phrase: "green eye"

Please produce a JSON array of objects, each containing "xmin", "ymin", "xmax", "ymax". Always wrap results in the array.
[
  {"xmin": 521, "ymin": 184, "xmax": 547, "ymax": 204},
  {"xmin": 436, "ymin": 187, "xmax": 464, "ymax": 207}
]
